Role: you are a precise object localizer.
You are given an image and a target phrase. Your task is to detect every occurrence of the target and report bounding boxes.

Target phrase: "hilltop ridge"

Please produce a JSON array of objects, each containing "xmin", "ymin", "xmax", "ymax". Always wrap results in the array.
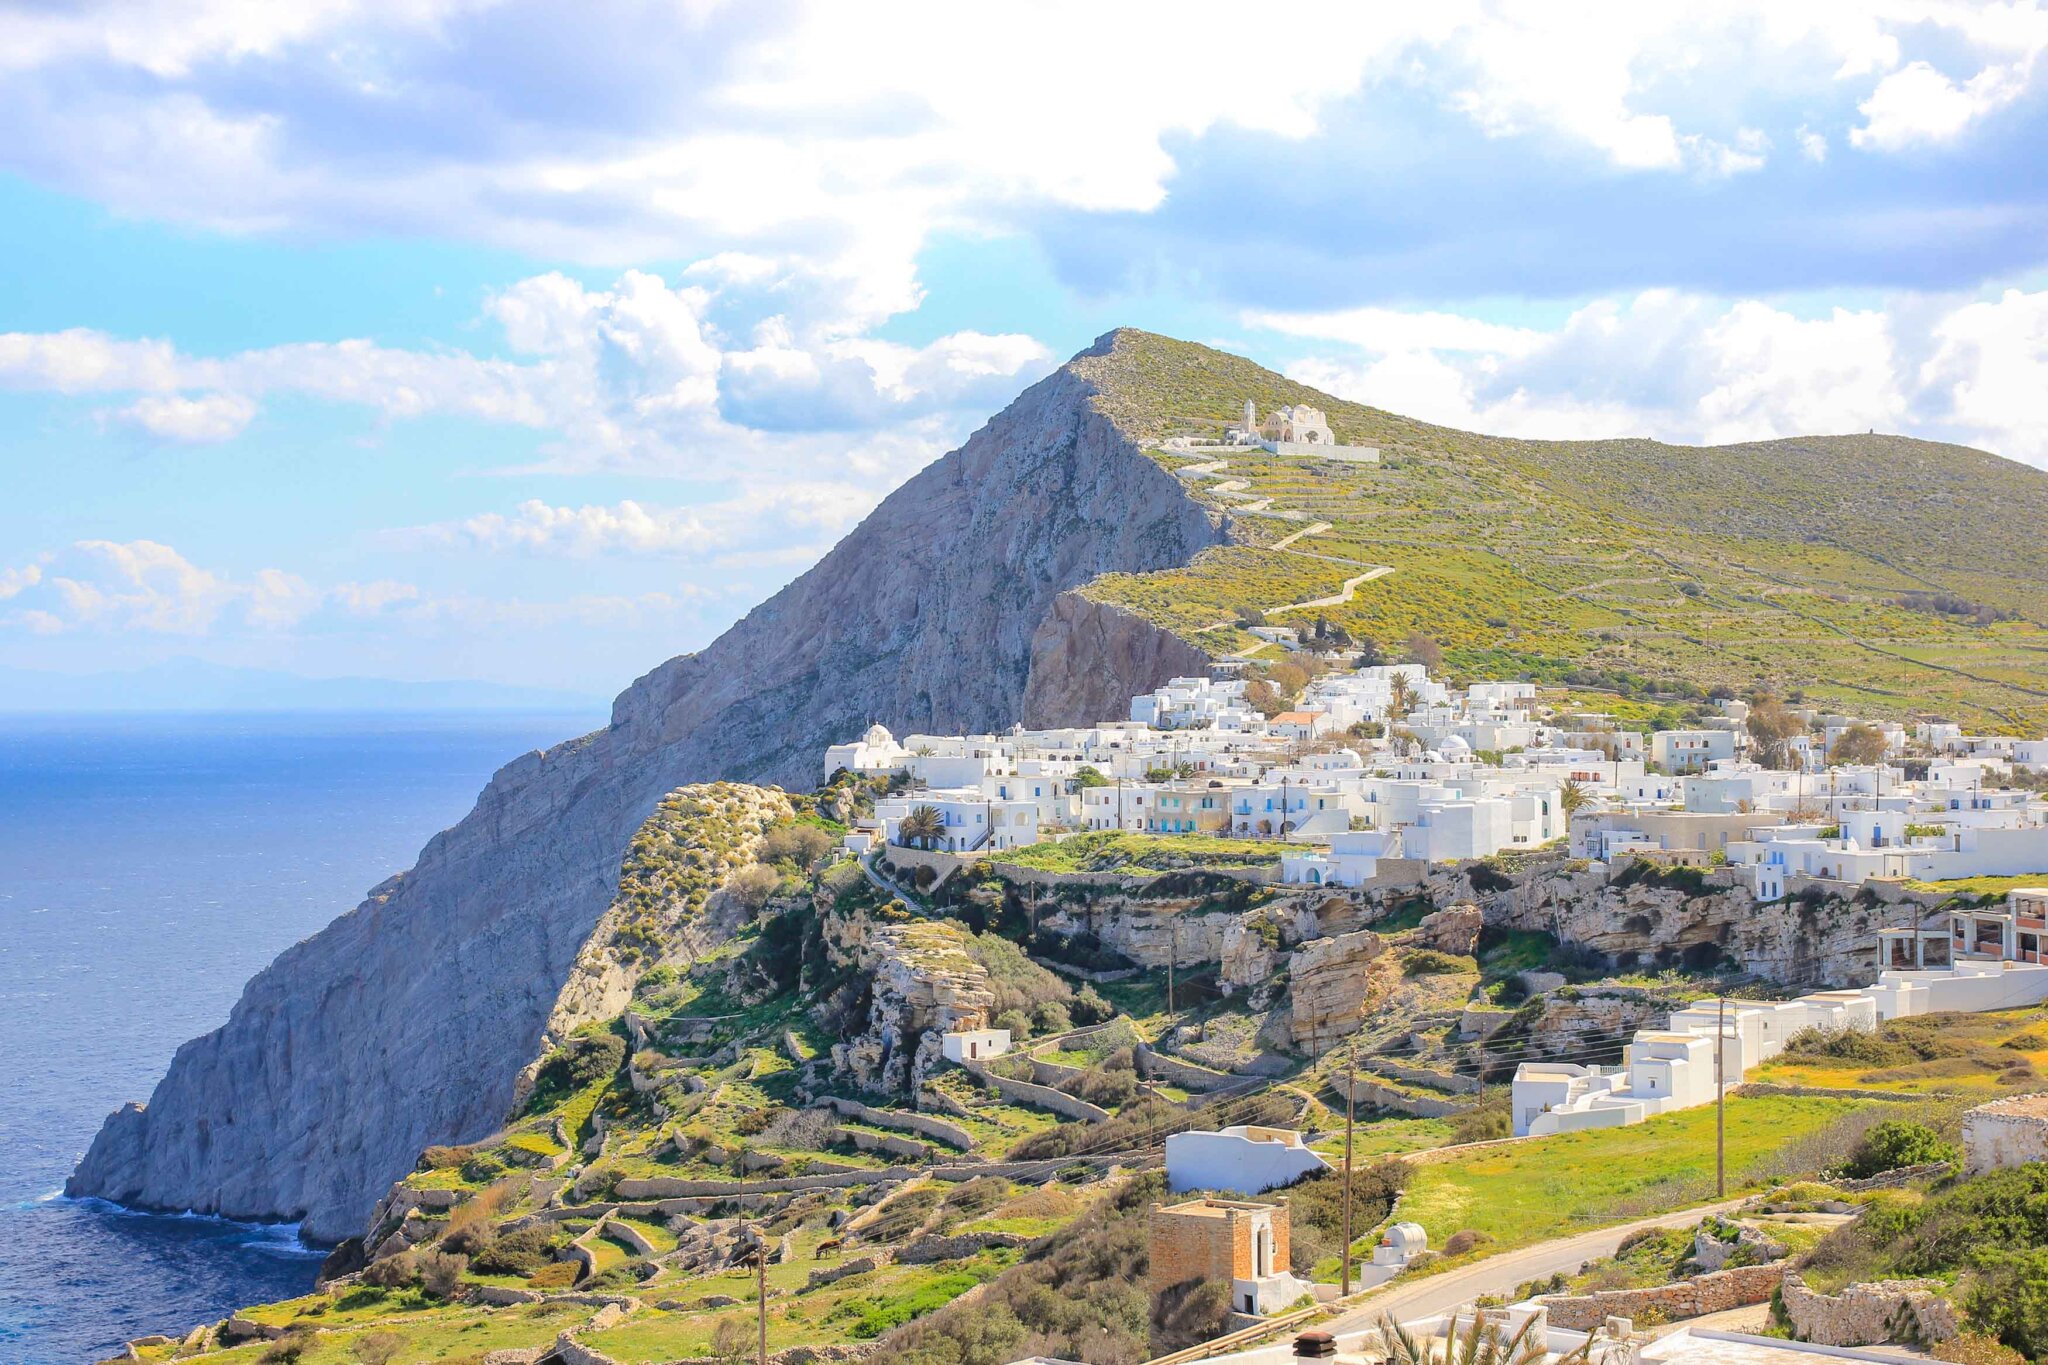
[{"xmin": 1075, "ymin": 329, "xmax": 2048, "ymax": 731}]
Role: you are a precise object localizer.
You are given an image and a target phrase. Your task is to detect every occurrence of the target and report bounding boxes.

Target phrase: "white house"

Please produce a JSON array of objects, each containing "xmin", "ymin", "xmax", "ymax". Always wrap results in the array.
[
  {"xmin": 877, "ymin": 789, "xmax": 1042, "ymax": 852},
  {"xmin": 1515, "ymin": 942, "xmax": 2048, "ymax": 1136},
  {"xmin": 941, "ymin": 1028, "xmax": 1011, "ymax": 1064},
  {"xmin": 1165, "ymin": 1125, "xmax": 1332, "ymax": 1196},
  {"xmin": 1652, "ymin": 729, "xmax": 1740, "ymax": 774}
]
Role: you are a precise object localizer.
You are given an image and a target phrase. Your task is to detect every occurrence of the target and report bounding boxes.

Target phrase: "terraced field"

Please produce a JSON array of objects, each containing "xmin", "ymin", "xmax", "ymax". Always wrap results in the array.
[{"xmin": 1070, "ymin": 332, "xmax": 2048, "ymax": 732}]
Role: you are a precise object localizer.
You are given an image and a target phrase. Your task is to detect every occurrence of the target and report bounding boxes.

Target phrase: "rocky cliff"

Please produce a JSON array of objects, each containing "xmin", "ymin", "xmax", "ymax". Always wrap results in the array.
[{"xmin": 67, "ymin": 331, "xmax": 1227, "ymax": 1241}]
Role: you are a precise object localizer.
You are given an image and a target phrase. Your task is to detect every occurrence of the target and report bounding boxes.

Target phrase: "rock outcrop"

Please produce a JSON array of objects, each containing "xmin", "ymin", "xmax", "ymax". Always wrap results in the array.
[
  {"xmin": 68, "ymin": 331, "xmax": 1227, "ymax": 1241},
  {"xmin": 1289, "ymin": 929, "xmax": 1389, "ymax": 1047}
]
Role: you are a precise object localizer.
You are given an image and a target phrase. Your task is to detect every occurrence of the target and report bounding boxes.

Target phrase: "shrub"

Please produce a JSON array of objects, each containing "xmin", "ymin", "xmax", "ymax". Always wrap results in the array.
[
  {"xmin": 527, "ymin": 1260, "xmax": 580, "ymax": 1288},
  {"xmin": 588, "ymin": 1260, "xmax": 653, "ymax": 1290},
  {"xmin": 528, "ymin": 1031, "xmax": 626, "ymax": 1109},
  {"xmin": 1449, "ymin": 1093, "xmax": 1512, "ymax": 1145},
  {"xmin": 351, "ymin": 1332, "xmax": 406, "ymax": 1365},
  {"xmin": 1066, "ymin": 1065, "xmax": 1137, "ymax": 1110},
  {"xmin": 459, "ymin": 1151, "xmax": 508, "ymax": 1184},
  {"xmin": 1070, "ymin": 986, "xmax": 1114, "ymax": 1025},
  {"xmin": 468, "ymin": 1224, "xmax": 558, "ymax": 1276},
  {"xmin": 1402, "ymin": 949, "xmax": 1472, "ymax": 976},
  {"xmin": 1031, "ymin": 1000, "xmax": 1073, "ymax": 1035},
  {"xmin": 413, "ymin": 1248, "xmax": 468, "ymax": 1299},
  {"xmin": 759, "ymin": 822, "xmax": 834, "ymax": 868},
  {"xmin": 727, "ymin": 862, "xmax": 781, "ymax": 912},
  {"xmin": 1152, "ymin": 1277, "xmax": 1233, "ymax": 1353},
  {"xmin": 360, "ymin": 1253, "xmax": 419, "ymax": 1290},
  {"xmin": 1284, "ymin": 1162, "xmax": 1410, "ymax": 1272},
  {"xmin": 1844, "ymin": 1120, "xmax": 1957, "ymax": 1180},
  {"xmin": 1965, "ymin": 1248, "xmax": 2048, "ymax": 1360},
  {"xmin": 994, "ymin": 1008, "xmax": 1033, "ymax": 1042},
  {"xmin": 1443, "ymin": 1228, "xmax": 1493, "ymax": 1257},
  {"xmin": 261, "ymin": 1338, "xmax": 308, "ymax": 1365},
  {"xmin": 1933, "ymin": 1333, "xmax": 2029, "ymax": 1365}
]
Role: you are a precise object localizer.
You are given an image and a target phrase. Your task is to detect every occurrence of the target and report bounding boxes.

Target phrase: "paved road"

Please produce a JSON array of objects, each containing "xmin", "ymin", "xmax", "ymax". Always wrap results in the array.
[{"xmin": 1319, "ymin": 1197, "xmax": 1753, "ymax": 1333}]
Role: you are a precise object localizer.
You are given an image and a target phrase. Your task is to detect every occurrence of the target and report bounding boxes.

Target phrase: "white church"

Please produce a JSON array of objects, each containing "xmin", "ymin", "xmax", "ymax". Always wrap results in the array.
[{"xmin": 1227, "ymin": 399, "xmax": 1379, "ymax": 461}]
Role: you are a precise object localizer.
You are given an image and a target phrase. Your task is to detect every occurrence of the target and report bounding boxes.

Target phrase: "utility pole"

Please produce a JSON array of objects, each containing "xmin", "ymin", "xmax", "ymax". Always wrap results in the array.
[
  {"xmin": 1341, "ymin": 1036, "xmax": 1357, "ymax": 1296},
  {"xmin": 1716, "ymin": 993, "xmax": 1727, "ymax": 1199},
  {"xmin": 756, "ymin": 1238, "xmax": 769, "ymax": 1365}
]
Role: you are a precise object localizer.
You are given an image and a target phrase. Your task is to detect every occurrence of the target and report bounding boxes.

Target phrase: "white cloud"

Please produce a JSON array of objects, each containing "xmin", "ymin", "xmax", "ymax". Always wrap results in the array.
[
  {"xmin": 331, "ymin": 580, "xmax": 422, "ymax": 616},
  {"xmin": 0, "ymin": 536, "xmax": 727, "ymax": 648},
  {"xmin": 408, "ymin": 483, "xmax": 877, "ymax": 562},
  {"xmin": 0, "ymin": 269, "xmax": 1050, "ymax": 476},
  {"xmin": 1918, "ymin": 287, "xmax": 2048, "ymax": 460},
  {"xmin": 1, "ymin": 2, "xmax": 2038, "ymax": 312},
  {"xmin": 1261, "ymin": 284, "xmax": 2048, "ymax": 464},
  {"xmin": 3, "ymin": 540, "xmax": 408, "ymax": 636},
  {"xmin": 113, "ymin": 391, "xmax": 257, "ymax": 442},
  {"xmin": 1852, "ymin": 58, "xmax": 2037, "ymax": 150},
  {"xmin": 0, "ymin": 561, "xmax": 45, "ymax": 600}
]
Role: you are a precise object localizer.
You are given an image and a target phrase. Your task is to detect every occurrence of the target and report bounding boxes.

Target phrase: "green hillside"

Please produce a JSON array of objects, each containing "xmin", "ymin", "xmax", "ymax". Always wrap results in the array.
[{"xmin": 1072, "ymin": 331, "xmax": 2048, "ymax": 732}]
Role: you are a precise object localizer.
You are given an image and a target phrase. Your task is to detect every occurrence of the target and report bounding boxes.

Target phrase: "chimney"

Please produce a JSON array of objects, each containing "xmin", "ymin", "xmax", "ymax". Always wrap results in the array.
[{"xmin": 1294, "ymin": 1330, "xmax": 1339, "ymax": 1359}]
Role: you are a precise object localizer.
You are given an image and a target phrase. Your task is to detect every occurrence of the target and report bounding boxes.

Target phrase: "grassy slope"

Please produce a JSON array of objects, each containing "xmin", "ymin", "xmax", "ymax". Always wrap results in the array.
[
  {"xmin": 1068, "ymin": 331, "xmax": 2048, "ymax": 733},
  {"xmin": 1399, "ymin": 1092, "xmax": 1867, "ymax": 1249}
]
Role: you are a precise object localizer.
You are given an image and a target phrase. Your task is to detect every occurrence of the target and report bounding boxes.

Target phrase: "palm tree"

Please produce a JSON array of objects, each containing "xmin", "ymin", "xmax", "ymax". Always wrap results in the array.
[
  {"xmin": 1387, "ymin": 674, "xmax": 1416, "ymax": 722},
  {"xmin": 1379, "ymin": 1309, "xmax": 1592, "ymax": 1365},
  {"xmin": 896, "ymin": 804, "xmax": 946, "ymax": 850},
  {"xmin": 1558, "ymin": 777, "xmax": 1590, "ymax": 821}
]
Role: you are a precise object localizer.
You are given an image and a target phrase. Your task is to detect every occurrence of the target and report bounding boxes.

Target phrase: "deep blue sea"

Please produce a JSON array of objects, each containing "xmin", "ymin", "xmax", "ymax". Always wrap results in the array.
[{"xmin": 0, "ymin": 710, "xmax": 605, "ymax": 1364}]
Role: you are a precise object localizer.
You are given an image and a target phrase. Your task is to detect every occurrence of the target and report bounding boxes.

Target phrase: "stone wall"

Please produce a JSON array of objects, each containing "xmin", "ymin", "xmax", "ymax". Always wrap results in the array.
[
  {"xmin": 1361, "ymin": 1056, "xmax": 1482, "ymax": 1096},
  {"xmin": 813, "ymin": 1096, "xmax": 975, "ymax": 1151},
  {"xmin": 1030, "ymin": 1056, "xmax": 1089, "ymax": 1089},
  {"xmin": 1536, "ymin": 1263, "xmax": 1785, "ymax": 1331},
  {"xmin": 1137, "ymin": 1042, "xmax": 1234, "ymax": 1092},
  {"xmin": 847, "ymin": 1129, "xmax": 933, "ymax": 1160},
  {"xmin": 1332, "ymin": 1074, "xmax": 1468, "ymax": 1120},
  {"xmin": 1962, "ymin": 1092, "xmax": 2048, "ymax": 1174},
  {"xmin": 897, "ymin": 1231, "xmax": 1032, "ymax": 1263},
  {"xmin": 1779, "ymin": 1273, "xmax": 1959, "ymax": 1346},
  {"xmin": 962, "ymin": 1060, "xmax": 1111, "ymax": 1123}
]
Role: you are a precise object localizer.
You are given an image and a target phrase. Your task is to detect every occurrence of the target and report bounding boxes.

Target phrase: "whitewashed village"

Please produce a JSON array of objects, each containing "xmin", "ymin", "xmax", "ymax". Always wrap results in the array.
[{"xmin": 815, "ymin": 647, "xmax": 2048, "ymax": 1365}]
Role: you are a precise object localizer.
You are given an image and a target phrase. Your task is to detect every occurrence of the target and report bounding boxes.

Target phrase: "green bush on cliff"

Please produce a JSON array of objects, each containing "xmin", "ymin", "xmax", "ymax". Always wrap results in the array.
[{"xmin": 524, "ymin": 1031, "xmax": 626, "ymax": 1115}]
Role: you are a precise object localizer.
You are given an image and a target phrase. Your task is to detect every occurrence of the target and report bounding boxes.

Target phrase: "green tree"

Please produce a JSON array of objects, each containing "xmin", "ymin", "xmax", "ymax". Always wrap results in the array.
[
  {"xmin": 1831, "ymin": 723, "xmax": 1889, "ymax": 767},
  {"xmin": 1747, "ymin": 695, "xmax": 1808, "ymax": 769}
]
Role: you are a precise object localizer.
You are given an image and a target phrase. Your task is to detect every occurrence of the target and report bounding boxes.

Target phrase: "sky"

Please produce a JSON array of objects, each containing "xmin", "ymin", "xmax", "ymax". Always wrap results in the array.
[{"xmin": 2, "ymin": 1, "xmax": 2046, "ymax": 699}]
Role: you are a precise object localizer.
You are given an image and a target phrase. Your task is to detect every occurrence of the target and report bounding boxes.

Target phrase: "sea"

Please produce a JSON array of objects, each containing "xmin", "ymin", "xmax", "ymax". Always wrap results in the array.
[{"xmin": 0, "ymin": 709, "xmax": 606, "ymax": 1365}]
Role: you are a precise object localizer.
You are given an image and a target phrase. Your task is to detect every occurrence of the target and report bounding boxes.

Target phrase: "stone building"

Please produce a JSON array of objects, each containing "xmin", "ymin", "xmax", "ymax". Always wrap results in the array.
[
  {"xmin": 1150, "ymin": 1197, "xmax": 1308, "ymax": 1316},
  {"xmin": 1962, "ymin": 1091, "xmax": 2048, "ymax": 1173}
]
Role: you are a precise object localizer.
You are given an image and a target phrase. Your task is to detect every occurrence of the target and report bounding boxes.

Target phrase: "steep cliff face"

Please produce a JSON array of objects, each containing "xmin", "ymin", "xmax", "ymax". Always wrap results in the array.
[{"xmin": 68, "ymin": 332, "xmax": 1226, "ymax": 1241}]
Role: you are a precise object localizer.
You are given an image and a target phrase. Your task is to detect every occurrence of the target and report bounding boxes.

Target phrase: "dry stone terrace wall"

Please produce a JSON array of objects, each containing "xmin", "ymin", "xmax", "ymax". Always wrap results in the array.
[
  {"xmin": 1536, "ymin": 1263, "xmax": 1787, "ymax": 1331},
  {"xmin": 813, "ymin": 1097, "xmax": 975, "ymax": 1151},
  {"xmin": 1779, "ymin": 1273, "xmax": 1959, "ymax": 1346},
  {"xmin": 962, "ymin": 1059, "xmax": 1112, "ymax": 1123}
]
